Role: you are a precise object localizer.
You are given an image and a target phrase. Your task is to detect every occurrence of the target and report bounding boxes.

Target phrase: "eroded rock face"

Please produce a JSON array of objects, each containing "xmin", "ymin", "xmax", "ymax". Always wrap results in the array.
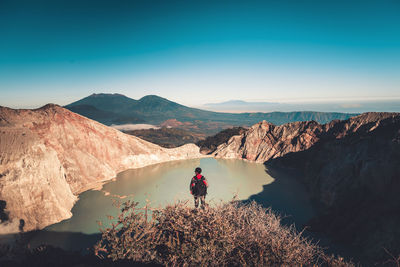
[
  {"xmin": 214, "ymin": 112, "xmax": 400, "ymax": 264},
  {"xmin": 0, "ymin": 104, "xmax": 203, "ymax": 233},
  {"xmin": 214, "ymin": 112, "xmax": 400, "ymax": 211},
  {"xmin": 214, "ymin": 113, "xmax": 399, "ymax": 163},
  {"xmin": 214, "ymin": 120, "xmax": 322, "ymax": 162}
]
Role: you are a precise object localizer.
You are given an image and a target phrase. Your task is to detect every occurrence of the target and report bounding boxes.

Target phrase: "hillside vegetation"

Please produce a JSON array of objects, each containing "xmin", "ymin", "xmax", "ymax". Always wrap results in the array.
[
  {"xmin": 126, "ymin": 127, "xmax": 205, "ymax": 148},
  {"xmin": 125, "ymin": 126, "xmax": 247, "ymax": 149},
  {"xmin": 196, "ymin": 126, "xmax": 247, "ymax": 154},
  {"xmin": 94, "ymin": 200, "xmax": 351, "ymax": 266}
]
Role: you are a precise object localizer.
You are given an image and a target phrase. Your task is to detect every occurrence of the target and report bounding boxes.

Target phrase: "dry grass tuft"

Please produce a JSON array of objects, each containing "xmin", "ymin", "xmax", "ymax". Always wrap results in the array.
[{"xmin": 94, "ymin": 200, "xmax": 353, "ymax": 266}]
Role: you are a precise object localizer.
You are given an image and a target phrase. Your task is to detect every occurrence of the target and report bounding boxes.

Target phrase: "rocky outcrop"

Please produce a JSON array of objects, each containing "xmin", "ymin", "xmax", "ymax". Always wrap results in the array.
[
  {"xmin": 214, "ymin": 112, "xmax": 400, "ymax": 264},
  {"xmin": 214, "ymin": 113, "xmax": 398, "ymax": 163},
  {"xmin": 213, "ymin": 120, "xmax": 321, "ymax": 162},
  {"xmin": 0, "ymin": 104, "xmax": 203, "ymax": 233},
  {"xmin": 266, "ymin": 113, "xmax": 400, "ymax": 264}
]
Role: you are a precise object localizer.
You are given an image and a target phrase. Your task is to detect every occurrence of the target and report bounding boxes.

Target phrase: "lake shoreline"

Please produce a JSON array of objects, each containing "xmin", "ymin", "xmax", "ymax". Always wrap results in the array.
[{"xmin": 12, "ymin": 157, "xmax": 316, "ymax": 255}]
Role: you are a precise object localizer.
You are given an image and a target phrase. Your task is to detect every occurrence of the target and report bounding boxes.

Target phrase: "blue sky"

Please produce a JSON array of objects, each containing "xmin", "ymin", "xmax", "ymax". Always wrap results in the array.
[{"xmin": 0, "ymin": 0, "xmax": 399, "ymax": 109}]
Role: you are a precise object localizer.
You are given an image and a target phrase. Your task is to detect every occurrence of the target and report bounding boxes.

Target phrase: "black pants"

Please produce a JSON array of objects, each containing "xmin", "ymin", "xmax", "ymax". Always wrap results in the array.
[{"xmin": 194, "ymin": 195, "xmax": 206, "ymax": 209}]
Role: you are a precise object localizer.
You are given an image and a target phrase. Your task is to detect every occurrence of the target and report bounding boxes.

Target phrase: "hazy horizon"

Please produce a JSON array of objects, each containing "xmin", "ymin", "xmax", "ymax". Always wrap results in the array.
[
  {"xmin": 2, "ymin": 92, "xmax": 399, "ymax": 114},
  {"xmin": 1, "ymin": 0, "xmax": 399, "ymax": 110}
]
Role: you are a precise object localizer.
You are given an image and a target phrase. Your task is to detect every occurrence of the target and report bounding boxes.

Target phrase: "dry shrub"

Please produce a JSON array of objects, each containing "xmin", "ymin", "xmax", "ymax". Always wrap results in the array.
[{"xmin": 94, "ymin": 200, "xmax": 352, "ymax": 266}]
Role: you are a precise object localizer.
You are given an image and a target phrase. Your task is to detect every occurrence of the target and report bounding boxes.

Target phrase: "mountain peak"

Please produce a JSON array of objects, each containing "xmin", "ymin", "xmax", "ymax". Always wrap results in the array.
[
  {"xmin": 37, "ymin": 103, "xmax": 62, "ymax": 110},
  {"xmin": 88, "ymin": 93, "xmax": 128, "ymax": 98},
  {"xmin": 139, "ymin": 95, "xmax": 168, "ymax": 101},
  {"xmin": 66, "ymin": 93, "xmax": 138, "ymax": 108}
]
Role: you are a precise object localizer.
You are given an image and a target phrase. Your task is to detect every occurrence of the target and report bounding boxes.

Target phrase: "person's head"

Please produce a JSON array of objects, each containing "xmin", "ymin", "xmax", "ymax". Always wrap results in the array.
[{"xmin": 195, "ymin": 167, "xmax": 202, "ymax": 174}]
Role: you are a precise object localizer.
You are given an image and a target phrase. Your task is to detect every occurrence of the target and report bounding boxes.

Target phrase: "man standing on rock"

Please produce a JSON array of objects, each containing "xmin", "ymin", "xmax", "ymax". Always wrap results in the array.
[{"xmin": 189, "ymin": 167, "xmax": 208, "ymax": 209}]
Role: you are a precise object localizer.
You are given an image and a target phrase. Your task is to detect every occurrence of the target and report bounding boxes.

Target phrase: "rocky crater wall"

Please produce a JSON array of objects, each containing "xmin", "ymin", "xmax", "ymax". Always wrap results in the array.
[
  {"xmin": 0, "ymin": 105, "xmax": 203, "ymax": 233},
  {"xmin": 214, "ymin": 112, "xmax": 400, "ymax": 263}
]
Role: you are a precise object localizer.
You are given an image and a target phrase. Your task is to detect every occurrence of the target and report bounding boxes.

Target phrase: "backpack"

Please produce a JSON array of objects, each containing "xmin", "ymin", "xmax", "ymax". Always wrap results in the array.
[{"xmin": 192, "ymin": 176, "xmax": 207, "ymax": 196}]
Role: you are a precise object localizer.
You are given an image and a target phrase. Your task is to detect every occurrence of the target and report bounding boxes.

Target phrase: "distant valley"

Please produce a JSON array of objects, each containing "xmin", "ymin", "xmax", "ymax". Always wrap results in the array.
[
  {"xmin": 65, "ymin": 93, "xmax": 358, "ymax": 148},
  {"xmin": 125, "ymin": 127, "xmax": 205, "ymax": 148},
  {"xmin": 203, "ymin": 99, "xmax": 400, "ymax": 113},
  {"xmin": 65, "ymin": 93, "xmax": 357, "ymax": 137}
]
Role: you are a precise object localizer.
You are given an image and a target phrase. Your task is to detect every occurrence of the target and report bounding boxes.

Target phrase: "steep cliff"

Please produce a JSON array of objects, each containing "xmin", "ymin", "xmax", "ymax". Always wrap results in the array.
[
  {"xmin": 0, "ymin": 104, "xmax": 203, "ymax": 233},
  {"xmin": 213, "ymin": 119, "xmax": 324, "ymax": 162},
  {"xmin": 214, "ymin": 112, "xmax": 400, "ymax": 263},
  {"xmin": 266, "ymin": 113, "xmax": 400, "ymax": 264},
  {"xmin": 214, "ymin": 113, "xmax": 398, "ymax": 163}
]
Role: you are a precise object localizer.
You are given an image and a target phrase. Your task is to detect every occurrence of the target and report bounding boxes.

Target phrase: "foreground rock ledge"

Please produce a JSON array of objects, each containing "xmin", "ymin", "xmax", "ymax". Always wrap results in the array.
[{"xmin": 0, "ymin": 104, "xmax": 204, "ymax": 233}]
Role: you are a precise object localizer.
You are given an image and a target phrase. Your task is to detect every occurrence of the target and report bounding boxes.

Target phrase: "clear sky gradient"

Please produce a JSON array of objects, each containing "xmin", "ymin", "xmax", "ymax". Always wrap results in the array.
[{"xmin": 1, "ymin": 0, "xmax": 399, "ymax": 109}]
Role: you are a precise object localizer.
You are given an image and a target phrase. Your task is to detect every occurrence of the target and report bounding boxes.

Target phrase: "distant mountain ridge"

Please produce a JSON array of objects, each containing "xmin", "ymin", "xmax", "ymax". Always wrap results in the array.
[
  {"xmin": 205, "ymin": 100, "xmax": 276, "ymax": 106},
  {"xmin": 203, "ymin": 99, "xmax": 400, "ymax": 113},
  {"xmin": 204, "ymin": 99, "xmax": 277, "ymax": 107},
  {"xmin": 65, "ymin": 93, "xmax": 212, "ymax": 125},
  {"xmin": 65, "ymin": 94, "xmax": 357, "ymax": 134}
]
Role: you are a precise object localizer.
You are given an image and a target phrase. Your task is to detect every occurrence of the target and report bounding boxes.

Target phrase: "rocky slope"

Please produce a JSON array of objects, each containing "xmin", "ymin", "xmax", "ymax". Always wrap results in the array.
[
  {"xmin": 214, "ymin": 112, "xmax": 400, "ymax": 264},
  {"xmin": 214, "ymin": 113, "xmax": 398, "ymax": 163},
  {"xmin": 213, "ymin": 120, "xmax": 319, "ymax": 162},
  {"xmin": 0, "ymin": 104, "xmax": 203, "ymax": 234}
]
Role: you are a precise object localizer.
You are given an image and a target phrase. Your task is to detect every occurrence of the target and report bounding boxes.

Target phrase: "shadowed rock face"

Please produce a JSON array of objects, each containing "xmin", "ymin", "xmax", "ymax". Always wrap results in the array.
[
  {"xmin": 0, "ymin": 104, "xmax": 203, "ymax": 233},
  {"xmin": 214, "ymin": 113, "xmax": 398, "ymax": 163},
  {"xmin": 213, "ymin": 120, "xmax": 323, "ymax": 162},
  {"xmin": 214, "ymin": 112, "xmax": 400, "ymax": 264},
  {"xmin": 266, "ymin": 114, "xmax": 400, "ymax": 264}
]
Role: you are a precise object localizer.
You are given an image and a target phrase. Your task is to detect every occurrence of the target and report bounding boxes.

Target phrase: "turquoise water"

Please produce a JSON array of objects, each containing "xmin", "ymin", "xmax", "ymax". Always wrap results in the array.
[{"xmin": 45, "ymin": 158, "xmax": 314, "ymax": 235}]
